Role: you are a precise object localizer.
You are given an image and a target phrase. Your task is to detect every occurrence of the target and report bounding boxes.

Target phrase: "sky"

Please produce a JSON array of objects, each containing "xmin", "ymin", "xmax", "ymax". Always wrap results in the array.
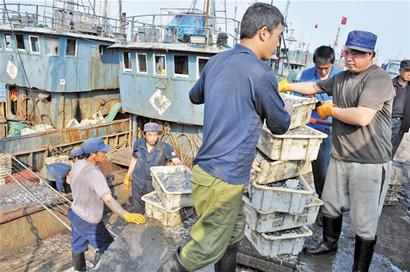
[{"xmin": 17, "ymin": 0, "xmax": 410, "ymax": 64}]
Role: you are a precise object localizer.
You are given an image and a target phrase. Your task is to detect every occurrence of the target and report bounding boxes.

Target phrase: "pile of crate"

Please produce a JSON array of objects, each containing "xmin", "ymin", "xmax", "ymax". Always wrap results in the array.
[
  {"xmin": 0, "ymin": 153, "xmax": 12, "ymax": 185},
  {"xmin": 142, "ymin": 165, "xmax": 194, "ymax": 227},
  {"xmin": 244, "ymin": 93, "xmax": 326, "ymax": 259}
]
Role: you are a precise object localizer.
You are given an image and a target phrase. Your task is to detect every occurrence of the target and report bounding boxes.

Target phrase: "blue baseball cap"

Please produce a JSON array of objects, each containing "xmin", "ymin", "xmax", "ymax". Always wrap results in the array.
[
  {"xmin": 143, "ymin": 122, "xmax": 160, "ymax": 133},
  {"xmin": 345, "ymin": 30, "xmax": 377, "ymax": 53},
  {"xmin": 69, "ymin": 147, "xmax": 84, "ymax": 158},
  {"xmin": 83, "ymin": 137, "xmax": 110, "ymax": 154}
]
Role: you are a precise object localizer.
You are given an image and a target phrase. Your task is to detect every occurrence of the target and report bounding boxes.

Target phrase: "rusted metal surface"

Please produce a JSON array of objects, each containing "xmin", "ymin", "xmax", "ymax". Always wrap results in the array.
[{"xmin": 0, "ymin": 119, "xmax": 130, "ymax": 171}]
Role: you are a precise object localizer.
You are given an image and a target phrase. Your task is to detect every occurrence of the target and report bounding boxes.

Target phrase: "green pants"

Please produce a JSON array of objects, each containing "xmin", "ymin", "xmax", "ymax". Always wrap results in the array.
[{"xmin": 179, "ymin": 165, "xmax": 245, "ymax": 271}]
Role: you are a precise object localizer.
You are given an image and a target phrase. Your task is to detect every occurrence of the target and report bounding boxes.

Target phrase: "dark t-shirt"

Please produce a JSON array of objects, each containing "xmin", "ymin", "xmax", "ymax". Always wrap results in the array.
[
  {"xmin": 317, "ymin": 65, "xmax": 395, "ymax": 163},
  {"xmin": 392, "ymin": 77, "xmax": 408, "ymax": 118}
]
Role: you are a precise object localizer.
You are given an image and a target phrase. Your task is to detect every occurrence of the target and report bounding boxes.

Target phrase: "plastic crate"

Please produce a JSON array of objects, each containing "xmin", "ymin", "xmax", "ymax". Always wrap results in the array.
[
  {"xmin": 257, "ymin": 125, "xmax": 327, "ymax": 161},
  {"xmin": 280, "ymin": 93, "xmax": 316, "ymax": 130},
  {"xmin": 44, "ymin": 155, "xmax": 71, "ymax": 165},
  {"xmin": 141, "ymin": 191, "xmax": 195, "ymax": 227},
  {"xmin": 0, "ymin": 153, "xmax": 12, "ymax": 185},
  {"xmin": 248, "ymin": 176, "xmax": 314, "ymax": 215},
  {"xmin": 252, "ymin": 152, "xmax": 311, "ymax": 185},
  {"xmin": 151, "ymin": 165, "xmax": 193, "ymax": 210},
  {"xmin": 243, "ymin": 195, "xmax": 323, "ymax": 233},
  {"xmin": 245, "ymin": 225, "xmax": 312, "ymax": 258}
]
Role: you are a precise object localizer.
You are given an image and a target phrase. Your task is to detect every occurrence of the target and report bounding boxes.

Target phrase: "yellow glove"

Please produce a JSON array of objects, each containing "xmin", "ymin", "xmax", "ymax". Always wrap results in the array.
[
  {"xmin": 123, "ymin": 212, "xmax": 146, "ymax": 224},
  {"xmin": 123, "ymin": 174, "xmax": 131, "ymax": 192},
  {"xmin": 316, "ymin": 101, "xmax": 336, "ymax": 119},
  {"xmin": 277, "ymin": 79, "xmax": 291, "ymax": 92}
]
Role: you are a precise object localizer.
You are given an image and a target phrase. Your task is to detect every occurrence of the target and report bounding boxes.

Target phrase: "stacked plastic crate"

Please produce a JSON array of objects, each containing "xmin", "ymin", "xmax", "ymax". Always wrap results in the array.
[
  {"xmin": 0, "ymin": 153, "xmax": 12, "ymax": 185},
  {"xmin": 244, "ymin": 93, "xmax": 326, "ymax": 259},
  {"xmin": 142, "ymin": 165, "xmax": 194, "ymax": 227}
]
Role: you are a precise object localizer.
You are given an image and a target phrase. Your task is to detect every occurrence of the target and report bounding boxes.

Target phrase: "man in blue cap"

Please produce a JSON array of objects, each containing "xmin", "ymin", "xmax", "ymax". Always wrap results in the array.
[
  {"xmin": 279, "ymin": 30, "xmax": 394, "ymax": 271},
  {"xmin": 68, "ymin": 137, "xmax": 146, "ymax": 271},
  {"xmin": 123, "ymin": 122, "xmax": 181, "ymax": 213}
]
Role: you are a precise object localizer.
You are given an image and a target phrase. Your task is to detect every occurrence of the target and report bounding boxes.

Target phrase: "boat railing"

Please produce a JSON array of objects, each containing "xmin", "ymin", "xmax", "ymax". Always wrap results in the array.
[
  {"xmin": 0, "ymin": 3, "xmax": 122, "ymax": 38},
  {"xmin": 126, "ymin": 10, "xmax": 240, "ymax": 48}
]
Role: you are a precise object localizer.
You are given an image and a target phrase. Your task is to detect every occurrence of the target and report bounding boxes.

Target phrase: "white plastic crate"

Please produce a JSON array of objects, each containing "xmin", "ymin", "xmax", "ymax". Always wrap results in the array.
[
  {"xmin": 280, "ymin": 93, "xmax": 316, "ymax": 130},
  {"xmin": 248, "ymin": 176, "xmax": 314, "ymax": 215},
  {"xmin": 243, "ymin": 195, "xmax": 323, "ymax": 232},
  {"xmin": 151, "ymin": 165, "xmax": 193, "ymax": 210},
  {"xmin": 141, "ymin": 191, "xmax": 194, "ymax": 227},
  {"xmin": 252, "ymin": 152, "xmax": 311, "ymax": 184},
  {"xmin": 245, "ymin": 225, "xmax": 312, "ymax": 258},
  {"xmin": 257, "ymin": 125, "xmax": 327, "ymax": 161}
]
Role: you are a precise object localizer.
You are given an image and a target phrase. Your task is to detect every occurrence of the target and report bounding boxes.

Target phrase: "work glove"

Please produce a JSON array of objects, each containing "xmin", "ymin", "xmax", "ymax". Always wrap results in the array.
[
  {"xmin": 124, "ymin": 212, "xmax": 146, "ymax": 224},
  {"xmin": 123, "ymin": 174, "xmax": 131, "ymax": 192},
  {"xmin": 277, "ymin": 78, "xmax": 292, "ymax": 92},
  {"xmin": 316, "ymin": 101, "xmax": 336, "ymax": 119}
]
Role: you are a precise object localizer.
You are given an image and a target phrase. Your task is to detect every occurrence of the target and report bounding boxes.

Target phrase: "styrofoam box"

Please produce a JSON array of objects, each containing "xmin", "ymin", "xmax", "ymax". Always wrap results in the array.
[
  {"xmin": 151, "ymin": 165, "xmax": 193, "ymax": 210},
  {"xmin": 257, "ymin": 125, "xmax": 327, "ymax": 161},
  {"xmin": 280, "ymin": 93, "xmax": 316, "ymax": 130},
  {"xmin": 249, "ymin": 176, "xmax": 314, "ymax": 215},
  {"xmin": 243, "ymin": 195, "xmax": 323, "ymax": 233},
  {"xmin": 141, "ymin": 191, "xmax": 194, "ymax": 227},
  {"xmin": 245, "ymin": 225, "xmax": 312, "ymax": 258},
  {"xmin": 253, "ymin": 152, "xmax": 311, "ymax": 184}
]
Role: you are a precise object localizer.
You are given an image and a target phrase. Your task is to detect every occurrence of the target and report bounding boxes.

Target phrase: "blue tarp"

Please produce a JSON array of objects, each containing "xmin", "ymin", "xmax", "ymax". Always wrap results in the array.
[{"xmin": 166, "ymin": 14, "xmax": 205, "ymax": 41}]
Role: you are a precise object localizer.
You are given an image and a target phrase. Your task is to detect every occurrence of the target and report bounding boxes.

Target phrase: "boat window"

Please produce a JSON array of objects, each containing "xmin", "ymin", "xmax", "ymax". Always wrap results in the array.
[
  {"xmin": 154, "ymin": 54, "xmax": 166, "ymax": 76},
  {"xmin": 29, "ymin": 36, "xmax": 40, "ymax": 53},
  {"xmin": 174, "ymin": 55, "xmax": 189, "ymax": 77},
  {"xmin": 137, "ymin": 53, "xmax": 147, "ymax": 73},
  {"xmin": 47, "ymin": 37, "xmax": 59, "ymax": 55},
  {"xmin": 66, "ymin": 39, "xmax": 76, "ymax": 56},
  {"xmin": 197, "ymin": 57, "xmax": 209, "ymax": 78},
  {"xmin": 16, "ymin": 34, "xmax": 25, "ymax": 50},
  {"xmin": 4, "ymin": 34, "xmax": 12, "ymax": 50},
  {"xmin": 123, "ymin": 52, "xmax": 132, "ymax": 71}
]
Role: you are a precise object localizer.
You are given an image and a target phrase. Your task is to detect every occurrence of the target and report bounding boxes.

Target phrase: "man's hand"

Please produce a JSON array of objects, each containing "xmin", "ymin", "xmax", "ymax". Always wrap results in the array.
[
  {"xmin": 123, "ymin": 212, "xmax": 146, "ymax": 224},
  {"xmin": 316, "ymin": 101, "xmax": 336, "ymax": 119},
  {"xmin": 277, "ymin": 79, "xmax": 292, "ymax": 92},
  {"xmin": 123, "ymin": 174, "xmax": 131, "ymax": 192}
]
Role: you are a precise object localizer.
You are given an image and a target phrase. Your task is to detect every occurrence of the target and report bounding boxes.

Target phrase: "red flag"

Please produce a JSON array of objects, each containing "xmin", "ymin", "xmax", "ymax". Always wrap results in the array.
[
  {"xmin": 341, "ymin": 16, "xmax": 347, "ymax": 25},
  {"xmin": 314, "ymin": 24, "xmax": 319, "ymax": 29}
]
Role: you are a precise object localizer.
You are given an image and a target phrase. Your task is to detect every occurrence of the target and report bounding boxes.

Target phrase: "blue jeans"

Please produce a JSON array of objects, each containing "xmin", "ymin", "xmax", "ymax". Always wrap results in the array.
[
  {"xmin": 67, "ymin": 209, "xmax": 114, "ymax": 254},
  {"xmin": 311, "ymin": 128, "xmax": 332, "ymax": 198},
  {"xmin": 391, "ymin": 117, "xmax": 403, "ymax": 157}
]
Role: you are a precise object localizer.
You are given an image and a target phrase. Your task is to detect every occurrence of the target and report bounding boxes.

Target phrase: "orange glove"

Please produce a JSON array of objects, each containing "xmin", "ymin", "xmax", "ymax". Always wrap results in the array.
[
  {"xmin": 124, "ymin": 212, "xmax": 146, "ymax": 224},
  {"xmin": 123, "ymin": 174, "xmax": 131, "ymax": 192},
  {"xmin": 277, "ymin": 79, "xmax": 292, "ymax": 92},
  {"xmin": 316, "ymin": 101, "xmax": 336, "ymax": 119}
]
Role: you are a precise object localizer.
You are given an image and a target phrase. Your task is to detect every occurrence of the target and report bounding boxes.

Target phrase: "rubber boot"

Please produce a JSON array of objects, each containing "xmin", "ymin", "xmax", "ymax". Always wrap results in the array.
[
  {"xmin": 72, "ymin": 251, "xmax": 87, "ymax": 271},
  {"xmin": 93, "ymin": 251, "xmax": 104, "ymax": 267},
  {"xmin": 215, "ymin": 242, "xmax": 239, "ymax": 272},
  {"xmin": 157, "ymin": 247, "xmax": 189, "ymax": 272},
  {"xmin": 352, "ymin": 235, "xmax": 376, "ymax": 272},
  {"xmin": 304, "ymin": 216, "xmax": 342, "ymax": 255}
]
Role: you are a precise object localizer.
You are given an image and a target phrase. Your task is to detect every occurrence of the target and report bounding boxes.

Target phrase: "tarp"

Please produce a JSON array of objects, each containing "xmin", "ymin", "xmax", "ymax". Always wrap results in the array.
[{"xmin": 166, "ymin": 14, "xmax": 205, "ymax": 42}]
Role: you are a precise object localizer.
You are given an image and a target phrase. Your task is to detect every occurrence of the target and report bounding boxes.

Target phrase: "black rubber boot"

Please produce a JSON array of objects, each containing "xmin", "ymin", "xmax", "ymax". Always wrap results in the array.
[
  {"xmin": 157, "ymin": 247, "xmax": 189, "ymax": 272},
  {"xmin": 93, "ymin": 251, "xmax": 104, "ymax": 267},
  {"xmin": 304, "ymin": 216, "xmax": 342, "ymax": 255},
  {"xmin": 352, "ymin": 235, "xmax": 377, "ymax": 272},
  {"xmin": 215, "ymin": 242, "xmax": 239, "ymax": 272},
  {"xmin": 72, "ymin": 251, "xmax": 87, "ymax": 271}
]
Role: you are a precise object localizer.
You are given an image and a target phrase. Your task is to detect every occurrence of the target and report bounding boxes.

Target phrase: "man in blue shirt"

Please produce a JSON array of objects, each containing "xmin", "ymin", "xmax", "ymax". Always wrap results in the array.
[
  {"xmin": 299, "ymin": 46, "xmax": 341, "ymax": 205},
  {"xmin": 159, "ymin": 3, "xmax": 290, "ymax": 272},
  {"xmin": 123, "ymin": 122, "xmax": 181, "ymax": 213}
]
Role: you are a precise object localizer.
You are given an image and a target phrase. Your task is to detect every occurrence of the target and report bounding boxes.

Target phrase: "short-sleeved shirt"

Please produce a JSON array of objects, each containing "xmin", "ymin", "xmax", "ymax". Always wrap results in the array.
[
  {"xmin": 299, "ymin": 65, "xmax": 341, "ymax": 131},
  {"xmin": 392, "ymin": 76, "xmax": 409, "ymax": 118},
  {"xmin": 189, "ymin": 44, "xmax": 290, "ymax": 184},
  {"xmin": 70, "ymin": 159, "xmax": 111, "ymax": 224},
  {"xmin": 132, "ymin": 139, "xmax": 177, "ymax": 182},
  {"xmin": 317, "ymin": 65, "xmax": 395, "ymax": 163}
]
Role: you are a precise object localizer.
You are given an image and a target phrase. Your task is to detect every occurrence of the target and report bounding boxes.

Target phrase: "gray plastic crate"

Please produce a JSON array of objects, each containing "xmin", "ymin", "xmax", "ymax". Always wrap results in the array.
[
  {"xmin": 257, "ymin": 125, "xmax": 327, "ymax": 161},
  {"xmin": 248, "ymin": 176, "xmax": 314, "ymax": 215},
  {"xmin": 281, "ymin": 93, "xmax": 316, "ymax": 130},
  {"xmin": 245, "ymin": 225, "xmax": 312, "ymax": 258},
  {"xmin": 243, "ymin": 195, "xmax": 323, "ymax": 232},
  {"xmin": 151, "ymin": 165, "xmax": 193, "ymax": 210},
  {"xmin": 141, "ymin": 191, "xmax": 194, "ymax": 227}
]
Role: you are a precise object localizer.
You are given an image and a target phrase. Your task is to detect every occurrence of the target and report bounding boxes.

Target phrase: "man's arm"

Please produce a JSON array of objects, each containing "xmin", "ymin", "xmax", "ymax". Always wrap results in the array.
[
  {"xmin": 126, "ymin": 157, "xmax": 137, "ymax": 177},
  {"xmin": 102, "ymin": 193, "xmax": 127, "ymax": 217},
  {"xmin": 332, "ymin": 106, "xmax": 377, "ymax": 126},
  {"xmin": 189, "ymin": 76, "xmax": 205, "ymax": 104},
  {"xmin": 171, "ymin": 157, "xmax": 182, "ymax": 165},
  {"xmin": 288, "ymin": 82, "xmax": 323, "ymax": 95}
]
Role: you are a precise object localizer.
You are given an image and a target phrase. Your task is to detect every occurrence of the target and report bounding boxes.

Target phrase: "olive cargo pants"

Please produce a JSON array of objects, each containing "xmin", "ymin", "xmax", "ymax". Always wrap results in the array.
[{"xmin": 179, "ymin": 165, "xmax": 245, "ymax": 271}]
